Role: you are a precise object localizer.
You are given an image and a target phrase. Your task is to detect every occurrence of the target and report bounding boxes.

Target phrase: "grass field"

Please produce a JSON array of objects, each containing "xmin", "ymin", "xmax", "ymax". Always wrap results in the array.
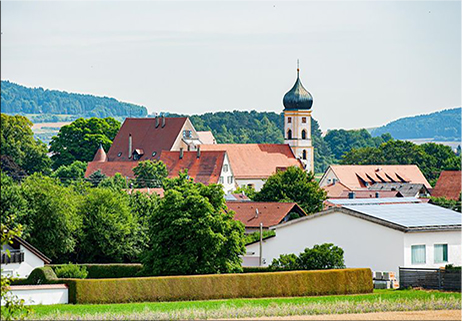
[{"xmin": 27, "ymin": 289, "xmax": 461, "ymax": 320}]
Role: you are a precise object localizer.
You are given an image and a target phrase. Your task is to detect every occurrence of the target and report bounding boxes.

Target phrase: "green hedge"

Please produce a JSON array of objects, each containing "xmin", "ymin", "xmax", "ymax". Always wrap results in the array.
[
  {"xmin": 49, "ymin": 264, "xmax": 143, "ymax": 279},
  {"xmin": 66, "ymin": 268, "xmax": 372, "ymax": 304}
]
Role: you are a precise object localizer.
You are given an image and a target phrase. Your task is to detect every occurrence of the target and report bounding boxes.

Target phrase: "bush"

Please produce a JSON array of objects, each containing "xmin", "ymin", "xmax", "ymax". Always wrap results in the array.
[
  {"xmin": 54, "ymin": 264, "xmax": 88, "ymax": 279},
  {"xmin": 50, "ymin": 264, "xmax": 143, "ymax": 279},
  {"xmin": 25, "ymin": 267, "xmax": 57, "ymax": 284},
  {"xmin": 270, "ymin": 243, "xmax": 345, "ymax": 271},
  {"xmin": 66, "ymin": 268, "xmax": 372, "ymax": 304}
]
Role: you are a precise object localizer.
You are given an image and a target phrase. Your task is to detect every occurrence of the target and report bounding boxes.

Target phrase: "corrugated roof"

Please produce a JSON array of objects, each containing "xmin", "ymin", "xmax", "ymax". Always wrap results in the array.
[
  {"xmin": 201, "ymin": 144, "xmax": 302, "ymax": 179},
  {"xmin": 343, "ymin": 203, "xmax": 461, "ymax": 228},
  {"xmin": 107, "ymin": 117, "xmax": 187, "ymax": 161},
  {"xmin": 325, "ymin": 165, "xmax": 431, "ymax": 190},
  {"xmin": 431, "ymin": 171, "xmax": 461, "ymax": 200},
  {"xmin": 226, "ymin": 201, "xmax": 306, "ymax": 228}
]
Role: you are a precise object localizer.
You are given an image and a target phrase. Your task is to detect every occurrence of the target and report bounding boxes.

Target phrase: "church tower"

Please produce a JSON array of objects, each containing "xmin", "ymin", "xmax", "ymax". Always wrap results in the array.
[{"xmin": 283, "ymin": 61, "xmax": 314, "ymax": 172}]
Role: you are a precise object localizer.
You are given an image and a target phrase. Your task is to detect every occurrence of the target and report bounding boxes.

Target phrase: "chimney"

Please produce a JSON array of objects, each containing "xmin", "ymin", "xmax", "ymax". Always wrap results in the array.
[
  {"xmin": 332, "ymin": 178, "xmax": 337, "ymax": 185},
  {"xmin": 375, "ymin": 192, "xmax": 380, "ymax": 198},
  {"xmin": 161, "ymin": 116, "xmax": 166, "ymax": 128},
  {"xmin": 255, "ymin": 208, "xmax": 259, "ymax": 218},
  {"xmin": 155, "ymin": 116, "xmax": 159, "ymax": 128},
  {"xmin": 348, "ymin": 192, "xmax": 355, "ymax": 199},
  {"xmin": 179, "ymin": 147, "xmax": 184, "ymax": 159},
  {"xmin": 197, "ymin": 145, "xmax": 201, "ymax": 158},
  {"xmin": 128, "ymin": 134, "xmax": 132, "ymax": 159}
]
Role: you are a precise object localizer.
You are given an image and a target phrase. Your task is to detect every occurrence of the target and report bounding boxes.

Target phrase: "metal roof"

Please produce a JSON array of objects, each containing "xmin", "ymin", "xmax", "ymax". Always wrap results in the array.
[
  {"xmin": 283, "ymin": 70, "xmax": 313, "ymax": 110},
  {"xmin": 343, "ymin": 203, "xmax": 461, "ymax": 228},
  {"xmin": 328, "ymin": 197, "xmax": 421, "ymax": 206}
]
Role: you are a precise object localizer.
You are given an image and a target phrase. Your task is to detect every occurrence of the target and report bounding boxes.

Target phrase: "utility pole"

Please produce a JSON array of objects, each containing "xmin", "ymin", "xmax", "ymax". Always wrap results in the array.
[{"xmin": 259, "ymin": 222, "xmax": 263, "ymax": 267}]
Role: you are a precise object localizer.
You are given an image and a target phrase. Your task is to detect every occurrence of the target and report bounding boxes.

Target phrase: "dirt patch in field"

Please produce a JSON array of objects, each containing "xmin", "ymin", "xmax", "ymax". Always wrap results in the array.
[{"xmin": 247, "ymin": 310, "xmax": 461, "ymax": 320}]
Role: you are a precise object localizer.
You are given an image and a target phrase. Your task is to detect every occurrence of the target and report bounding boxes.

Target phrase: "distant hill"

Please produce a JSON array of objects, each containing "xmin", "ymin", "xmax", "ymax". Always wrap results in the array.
[
  {"xmin": 1, "ymin": 80, "xmax": 147, "ymax": 121},
  {"xmin": 371, "ymin": 107, "xmax": 461, "ymax": 141}
]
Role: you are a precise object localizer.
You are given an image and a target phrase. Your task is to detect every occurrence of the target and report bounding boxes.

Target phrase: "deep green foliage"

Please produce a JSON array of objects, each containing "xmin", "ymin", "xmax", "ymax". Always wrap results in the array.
[
  {"xmin": 1, "ymin": 80, "xmax": 147, "ymax": 118},
  {"xmin": 133, "ymin": 160, "xmax": 168, "ymax": 188},
  {"xmin": 371, "ymin": 107, "xmax": 461, "ymax": 140},
  {"xmin": 49, "ymin": 117, "xmax": 120, "ymax": 169},
  {"xmin": 1, "ymin": 155, "xmax": 27, "ymax": 181},
  {"xmin": 99, "ymin": 172, "xmax": 128, "ymax": 189},
  {"xmin": 270, "ymin": 244, "xmax": 346, "ymax": 271},
  {"xmin": 0, "ymin": 172, "xmax": 28, "ymax": 227},
  {"xmin": 142, "ymin": 172, "xmax": 246, "ymax": 276},
  {"xmin": 86, "ymin": 169, "xmax": 107, "ymax": 187},
  {"xmin": 254, "ymin": 166, "xmax": 326, "ymax": 214},
  {"xmin": 26, "ymin": 267, "xmax": 58, "ymax": 285},
  {"xmin": 243, "ymin": 230, "xmax": 276, "ymax": 245},
  {"xmin": 1, "ymin": 113, "xmax": 51, "ymax": 175},
  {"xmin": 58, "ymin": 264, "xmax": 143, "ymax": 279},
  {"xmin": 20, "ymin": 174, "xmax": 82, "ymax": 262},
  {"xmin": 54, "ymin": 264, "xmax": 88, "ymax": 279},
  {"xmin": 430, "ymin": 196, "xmax": 461, "ymax": 212},
  {"xmin": 51, "ymin": 161, "xmax": 87, "ymax": 186},
  {"xmin": 233, "ymin": 185, "xmax": 257, "ymax": 200},
  {"xmin": 324, "ymin": 129, "xmax": 392, "ymax": 159},
  {"xmin": 76, "ymin": 188, "xmax": 139, "ymax": 263},
  {"xmin": 341, "ymin": 140, "xmax": 461, "ymax": 183}
]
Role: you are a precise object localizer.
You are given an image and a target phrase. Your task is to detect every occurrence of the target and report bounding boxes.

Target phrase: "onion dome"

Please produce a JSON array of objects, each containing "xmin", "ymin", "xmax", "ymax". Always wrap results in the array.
[
  {"xmin": 92, "ymin": 144, "xmax": 107, "ymax": 162},
  {"xmin": 283, "ymin": 64, "xmax": 313, "ymax": 110}
]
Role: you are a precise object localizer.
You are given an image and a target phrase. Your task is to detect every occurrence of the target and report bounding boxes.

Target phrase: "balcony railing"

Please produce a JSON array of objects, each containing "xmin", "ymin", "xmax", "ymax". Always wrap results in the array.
[{"xmin": 1, "ymin": 250, "xmax": 25, "ymax": 264}]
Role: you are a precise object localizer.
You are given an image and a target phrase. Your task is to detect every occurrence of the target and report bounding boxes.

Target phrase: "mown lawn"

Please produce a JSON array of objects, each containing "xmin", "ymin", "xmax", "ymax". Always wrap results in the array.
[{"xmin": 28, "ymin": 289, "xmax": 461, "ymax": 320}]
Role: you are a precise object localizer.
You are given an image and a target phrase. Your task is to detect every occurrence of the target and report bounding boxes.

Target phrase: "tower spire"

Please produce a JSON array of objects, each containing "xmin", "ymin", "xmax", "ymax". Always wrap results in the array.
[{"xmin": 297, "ymin": 59, "xmax": 300, "ymax": 78}]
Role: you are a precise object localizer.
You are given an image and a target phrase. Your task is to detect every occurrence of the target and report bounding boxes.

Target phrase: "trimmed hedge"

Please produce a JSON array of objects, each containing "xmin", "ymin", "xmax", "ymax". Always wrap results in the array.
[
  {"xmin": 26, "ymin": 266, "xmax": 57, "ymax": 284},
  {"xmin": 66, "ymin": 268, "xmax": 372, "ymax": 304},
  {"xmin": 49, "ymin": 264, "xmax": 143, "ymax": 279}
]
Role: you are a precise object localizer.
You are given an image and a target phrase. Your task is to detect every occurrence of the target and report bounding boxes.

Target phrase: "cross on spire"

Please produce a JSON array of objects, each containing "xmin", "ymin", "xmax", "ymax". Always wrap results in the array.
[{"xmin": 297, "ymin": 59, "xmax": 300, "ymax": 77}]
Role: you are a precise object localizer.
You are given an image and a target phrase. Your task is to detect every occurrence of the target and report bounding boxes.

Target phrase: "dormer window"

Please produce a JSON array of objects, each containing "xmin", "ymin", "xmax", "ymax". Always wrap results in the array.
[
  {"xmin": 287, "ymin": 117, "xmax": 292, "ymax": 123},
  {"xmin": 183, "ymin": 130, "xmax": 192, "ymax": 139},
  {"xmin": 117, "ymin": 152, "xmax": 122, "ymax": 157}
]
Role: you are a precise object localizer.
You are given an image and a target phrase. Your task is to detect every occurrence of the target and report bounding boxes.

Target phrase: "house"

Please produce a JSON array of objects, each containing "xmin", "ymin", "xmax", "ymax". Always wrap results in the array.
[
  {"xmin": 320, "ymin": 165, "xmax": 431, "ymax": 197},
  {"xmin": 431, "ymin": 171, "xmax": 461, "ymax": 200},
  {"xmin": 245, "ymin": 198, "xmax": 461, "ymax": 274},
  {"xmin": 86, "ymin": 149, "xmax": 236, "ymax": 193},
  {"xmin": 1, "ymin": 236, "xmax": 51, "ymax": 278},
  {"xmin": 226, "ymin": 202, "xmax": 307, "ymax": 233},
  {"xmin": 197, "ymin": 131, "xmax": 217, "ymax": 145},
  {"xmin": 201, "ymin": 144, "xmax": 303, "ymax": 191},
  {"xmin": 368, "ymin": 183, "xmax": 430, "ymax": 198}
]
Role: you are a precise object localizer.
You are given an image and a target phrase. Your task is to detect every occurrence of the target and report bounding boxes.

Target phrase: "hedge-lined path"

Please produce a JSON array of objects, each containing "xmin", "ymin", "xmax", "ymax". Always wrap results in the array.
[{"xmin": 248, "ymin": 310, "xmax": 462, "ymax": 320}]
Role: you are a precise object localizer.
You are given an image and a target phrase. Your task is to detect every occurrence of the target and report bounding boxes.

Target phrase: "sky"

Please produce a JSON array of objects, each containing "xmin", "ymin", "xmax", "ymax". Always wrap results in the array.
[{"xmin": 1, "ymin": 1, "xmax": 460, "ymax": 130}]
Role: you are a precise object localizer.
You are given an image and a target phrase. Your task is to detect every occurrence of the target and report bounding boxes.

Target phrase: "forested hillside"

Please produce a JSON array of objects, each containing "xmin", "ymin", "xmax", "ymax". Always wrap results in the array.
[
  {"xmin": 371, "ymin": 107, "xmax": 461, "ymax": 140},
  {"xmin": 1, "ymin": 80, "xmax": 147, "ymax": 120}
]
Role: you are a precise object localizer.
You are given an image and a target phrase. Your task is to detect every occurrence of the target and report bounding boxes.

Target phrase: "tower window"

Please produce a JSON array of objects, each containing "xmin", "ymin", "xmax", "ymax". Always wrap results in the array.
[
  {"xmin": 302, "ymin": 150, "xmax": 307, "ymax": 160},
  {"xmin": 287, "ymin": 129, "xmax": 292, "ymax": 140},
  {"xmin": 287, "ymin": 117, "xmax": 292, "ymax": 123},
  {"xmin": 302, "ymin": 117, "xmax": 307, "ymax": 123},
  {"xmin": 302, "ymin": 130, "xmax": 307, "ymax": 140}
]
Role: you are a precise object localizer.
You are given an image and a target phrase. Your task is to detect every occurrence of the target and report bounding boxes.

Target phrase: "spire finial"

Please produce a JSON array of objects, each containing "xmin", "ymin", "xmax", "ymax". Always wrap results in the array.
[{"xmin": 297, "ymin": 59, "xmax": 300, "ymax": 77}]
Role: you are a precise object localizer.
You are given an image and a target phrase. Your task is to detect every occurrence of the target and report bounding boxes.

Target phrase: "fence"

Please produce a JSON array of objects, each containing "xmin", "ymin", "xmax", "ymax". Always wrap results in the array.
[{"xmin": 399, "ymin": 267, "xmax": 461, "ymax": 291}]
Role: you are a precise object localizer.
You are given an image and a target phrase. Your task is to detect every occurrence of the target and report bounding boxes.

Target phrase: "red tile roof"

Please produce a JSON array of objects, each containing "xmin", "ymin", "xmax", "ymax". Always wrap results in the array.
[
  {"xmin": 201, "ymin": 144, "xmax": 302, "ymax": 179},
  {"xmin": 107, "ymin": 117, "xmax": 188, "ymax": 162},
  {"xmin": 431, "ymin": 171, "xmax": 461, "ymax": 200},
  {"xmin": 92, "ymin": 145, "xmax": 107, "ymax": 162},
  {"xmin": 226, "ymin": 202, "xmax": 307, "ymax": 228},
  {"xmin": 85, "ymin": 151, "xmax": 226, "ymax": 186}
]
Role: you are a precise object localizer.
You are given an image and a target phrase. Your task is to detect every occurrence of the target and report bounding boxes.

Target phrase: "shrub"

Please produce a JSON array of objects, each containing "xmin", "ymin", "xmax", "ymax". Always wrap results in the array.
[
  {"xmin": 269, "ymin": 253, "xmax": 299, "ymax": 270},
  {"xmin": 54, "ymin": 263, "xmax": 88, "ymax": 279},
  {"xmin": 50, "ymin": 264, "xmax": 143, "ymax": 279},
  {"xmin": 26, "ymin": 267, "xmax": 57, "ymax": 284},
  {"xmin": 66, "ymin": 268, "xmax": 372, "ymax": 304}
]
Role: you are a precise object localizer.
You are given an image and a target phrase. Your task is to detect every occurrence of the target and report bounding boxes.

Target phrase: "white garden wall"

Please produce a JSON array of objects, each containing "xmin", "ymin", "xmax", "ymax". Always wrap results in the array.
[{"xmin": 4, "ymin": 285, "xmax": 68, "ymax": 306}]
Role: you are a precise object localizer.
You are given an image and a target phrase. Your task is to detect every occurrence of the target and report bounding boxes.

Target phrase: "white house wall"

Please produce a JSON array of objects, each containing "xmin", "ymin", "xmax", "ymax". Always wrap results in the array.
[
  {"xmin": 1, "ymin": 244, "xmax": 45, "ymax": 279},
  {"xmin": 403, "ymin": 230, "xmax": 462, "ymax": 268},
  {"xmin": 246, "ymin": 211, "xmax": 405, "ymax": 273},
  {"xmin": 319, "ymin": 167, "xmax": 338, "ymax": 187},
  {"xmin": 219, "ymin": 153, "xmax": 236, "ymax": 194},
  {"xmin": 236, "ymin": 179, "xmax": 265, "ymax": 192}
]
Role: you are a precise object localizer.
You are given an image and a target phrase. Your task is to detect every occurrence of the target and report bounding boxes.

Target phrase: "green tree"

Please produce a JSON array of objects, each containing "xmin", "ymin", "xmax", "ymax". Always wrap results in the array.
[
  {"xmin": 86, "ymin": 169, "xmax": 107, "ymax": 187},
  {"xmin": 269, "ymin": 253, "xmax": 299, "ymax": 270},
  {"xmin": 76, "ymin": 188, "xmax": 139, "ymax": 263},
  {"xmin": 0, "ymin": 172, "xmax": 28, "ymax": 227},
  {"xmin": 233, "ymin": 185, "xmax": 257, "ymax": 200},
  {"xmin": 51, "ymin": 161, "xmax": 87, "ymax": 186},
  {"xmin": 99, "ymin": 172, "xmax": 128, "ymax": 189},
  {"xmin": 254, "ymin": 166, "xmax": 326, "ymax": 214},
  {"xmin": 0, "ymin": 113, "xmax": 51, "ymax": 174},
  {"xmin": 19, "ymin": 174, "xmax": 81, "ymax": 262},
  {"xmin": 133, "ymin": 160, "xmax": 168, "ymax": 188},
  {"xmin": 430, "ymin": 196, "xmax": 461, "ymax": 213},
  {"xmin": 297, "ymin": 243, "xmax": 345, "ymax": 270},
  {"xmin": 142, "ymin": 173, "xmax": 245, "ymax": 276},
  {"xmin": 1, "ymin": 155, "xmax": 27, "ymax": 181},
  {"xmin": 49, "ymin": 117, "xmax": 120, "ymax": 169}
]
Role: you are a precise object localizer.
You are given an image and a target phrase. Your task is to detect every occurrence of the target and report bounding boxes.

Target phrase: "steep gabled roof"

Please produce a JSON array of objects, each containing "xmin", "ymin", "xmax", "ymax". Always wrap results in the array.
[
  {"xmin": 323, "ymin": 165, "xmax": 431, "ymax": 190},
  {"xmin": 92, "ymin": 145, "xmax": 108, "ymax": 162},
  {"xmin": 11, "ymin": 236, "xmax": 51, "ymax": 264},
  {"xmin": 201, "ymin": 144, "xmax": 302, "ymax": 179},
  {"xmin": 107, "ymin": 117, "xmax": 188, "ymax": 162},
  {"xmin": 431, "ymin": 171, "xmax": 462, "ymax": 200},
  {"xmin": 226, "ymin": 202, "xmax": 307, "ymax": 228}
]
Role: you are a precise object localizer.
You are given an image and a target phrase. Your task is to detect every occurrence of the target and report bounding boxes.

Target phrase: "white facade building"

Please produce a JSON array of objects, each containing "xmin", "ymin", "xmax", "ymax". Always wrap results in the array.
[
  {"xmin": 245, "ymin": 199, "xmax": 461, "ymax": 274},
  {"xmin": 1, "ymin": 236, "xmax": 51, "ymax": 279}
]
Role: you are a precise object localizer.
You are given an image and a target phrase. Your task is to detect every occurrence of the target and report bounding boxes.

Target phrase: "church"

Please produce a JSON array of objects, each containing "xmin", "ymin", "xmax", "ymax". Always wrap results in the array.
[{"xmin": 85, "ymin": 64, "xmax": 315, "ymax": 191}]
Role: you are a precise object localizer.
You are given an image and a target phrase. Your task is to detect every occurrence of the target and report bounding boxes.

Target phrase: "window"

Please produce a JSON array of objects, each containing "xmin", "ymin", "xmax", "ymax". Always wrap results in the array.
[
  {"xmin": 287, "ymin": 117, "xmax": 292, "ymax": 123},
  {"xmin": 223, "ymin": 164, "xmax": 229, "ymax": 172},
  {"xmin": 411, "ymin": 245, "xmax": 426, "ymax": 264},
  {"xmin": 301, "ymin": 130, "xmax": 307, "ymax": 139},
  {"xmin": 219, "ymin": 176, "xmax": 224, "ymax": 184},
  {"xmin": 152, "ymin": 151, "xmax": 157, "ymax": 157},
  {"xmin": 183, "ymin": 130, "xmax": 192, "ymax": 139},
  {"xmin": 227, "ymin": 176, "xmax": 233, "ymax": 184},
  {"xmin": 287, "ymin": 129, "xmax": 292, "ymax": 140},
  {"xmin": 117, "ymin": 152, "xmax": 122, "ymax": 157},
  {"xmin": 302, "ymin": 117, "xmax": 306, "ymax": 123},
  {"xmin": 434, "ymin": 244, "xmax": 448, "ymax": 263},
  {"xmin": 302, "ymin": 150, "xmax": 307, "ymax": 160}
]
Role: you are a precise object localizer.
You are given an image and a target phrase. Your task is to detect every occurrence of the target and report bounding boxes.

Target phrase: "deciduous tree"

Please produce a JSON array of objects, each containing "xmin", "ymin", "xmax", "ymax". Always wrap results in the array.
[{"xmin": 133, "ymin": 160, "xmax": 168, "ymax": 188}]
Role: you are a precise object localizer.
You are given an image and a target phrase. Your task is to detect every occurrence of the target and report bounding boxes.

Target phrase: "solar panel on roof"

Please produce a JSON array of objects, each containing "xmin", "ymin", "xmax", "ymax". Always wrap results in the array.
[
  {"xmin": 344, "ymin": 203, "xmax": 461, "ymax": 228},
  {"xmin": 329, "ymin": 197, "xmax": 421, "ymax": 205}
]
